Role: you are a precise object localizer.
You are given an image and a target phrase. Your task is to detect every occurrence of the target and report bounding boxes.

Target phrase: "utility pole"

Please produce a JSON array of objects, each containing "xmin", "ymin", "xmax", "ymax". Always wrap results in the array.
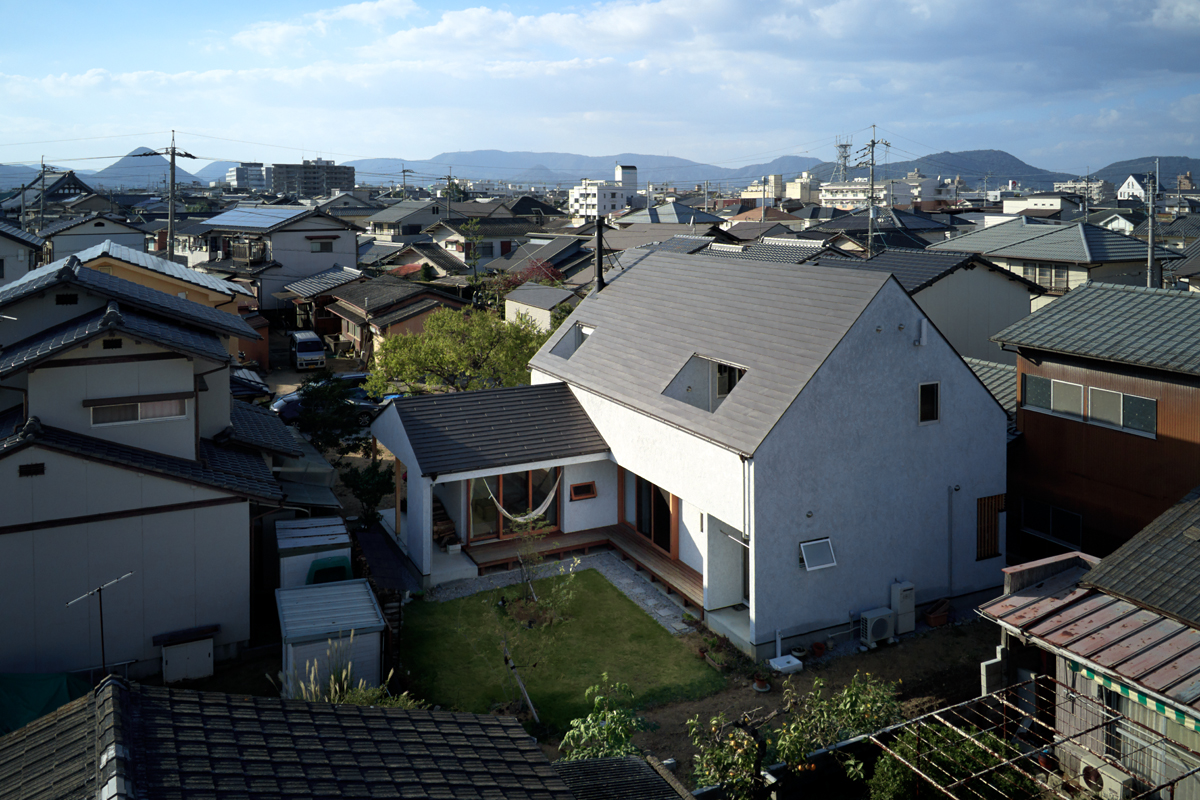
[
  {"xmin": 761, "ymin": 176, "xmax": 767, "ymax": 222},
  {"xmin": 133, "ymin": 131, "xmax": 195, "ymax": 262},
  {"xmin": 1148, "ymin": 162, "xmax": 1160, "ymax": 288},
  {"xmin": 704, "ymin": 180, "xmax": 709, "ymax": 214},
  {"xmin": 66, "ymin": 571, "xmax": 134, "ymax": 677},
  {"xmin": 38, "ymin": 156, "xmax": 45, "ymax": 233},
  {"xmin": 400, "ymin": 165, "xmax": 414, "ymax": 197},
  {"xmin": 853, "ymin": 125, "xmax": 890, "ymax": 258}
]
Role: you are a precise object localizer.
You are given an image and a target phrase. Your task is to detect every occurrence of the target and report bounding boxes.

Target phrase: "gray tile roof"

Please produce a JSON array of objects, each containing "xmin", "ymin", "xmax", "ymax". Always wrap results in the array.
[
  {"xmin": 0, "ymin": 219, "xmax": 44, "ymax": 249},
  {"xmin": 364, "ymin": 199, "xmax": 438, "ymax": 223},
  {"xmin": 0, "ymin": 418, "xmax": 282, "ymax": 500},
  {"xmin": 555, "ymin": 757, "xmax": 685, "ymax": 799},
  {"xmin": 992, "ymin": 281, "xmax": 1200, "ymax": 376},
  {"xmin": 638, "ymin": 235, "xmax": 715, "ymax": 255},
  {"xmin": 380, "ymin": 383, "xmax": 609, "ymax": 477},
  {"xmin": 430, "ymin": 218, "xmax": 547, "ymax": 238},
  {"xmin": 74, "ymin": 239, "xmax": 253, "ymax": 296},
  {"xmin": 0, "ymin": 677, "xmax": 575, "ymax": 800},
  {"xmin": 38, "ymin": 212, "xmax": 139, "ymax": 238},
  {"xmin": 230, "ymin": 367, "xmax": 271, "ymax": 399},
  {"xmin": 1082, "ymin": 486, "xmax": 1200, "ymax": 627},
  {"xmin": 929, "ymin": 218, "xmax": 1179, "ymax": 264},
  {"xmin": 506, "ymin": 283, "xmax": 575, "ymax": 311},
  {"xmin": 723, "ymin": 221, "xmax": 790, "ymax": 241},
  {"xmin": 371, "ymin": 298, "xmax": 453, "ymax": 329},
  {"xmin": 806, "ymin": 248, "xmax": 1043, "ymax": 294},
  {"xmin": 332, "ymin": 275, "xmax": 434, "ymax": 313},
  {"xmin": 530, "ymin": 250, "xmax": 892, "ymax": 456},
  {"xmin": 615, "ymin": 202, "xmax": 724, "ymax": 226},
  {"xmin": 702, "ymin": 237, "xmax": 829, "ymax": 265},
  {"xmin": 0, "ymin": 302, "xmax": 230, "ymax": 376},
  {"xmin": 812, "ymin": 206, "xmax": 951, "ymax": 233},
  {"xmin": 282, "ymin": 265, "xmax": 364, "ymax": 298},
  {"xmin": 399, "ymin": 241, "xmax": 467, "ymax": 274},
  {"xmin": 964, "ymin": 358, "xmax": 1017, "ymax": 416},
  {"xmin": 226, "ymin": 399, "xmax": 303, "ymax": 456},
  {"xmin": 0, "ymin": 256, "xmax": 259, "ymax": 340}
]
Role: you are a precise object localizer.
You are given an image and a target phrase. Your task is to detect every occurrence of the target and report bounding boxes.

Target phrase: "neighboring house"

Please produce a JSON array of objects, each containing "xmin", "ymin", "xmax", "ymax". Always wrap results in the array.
[
  {"xmin": 181, "ymin": 206, "xmax": 362, "ymax": 310},
  {"xmin": 692, "ymin": 235, "xmax": 838, "ymax": 265},
  {"xmin": 1002, "ymin": 193, "xmax": 1084, "ymax": 216},
  {"xmin": 723, "ymin": 221, "xmax": 793, "ymax": 241},
  {"xmin": 385, "ymin": 240, "xmax": 470, "ymax": 280},
  {"xmin": 978, "ymin": 491, "xmax": 1200, "ymax": 797},
  {"xmin": 0, "ymin": 170, "xmax": 95, "ymax": 216},
  {"xmin": 372, "ymin": 250, "xmax": 1008, "ymax": 658},
  {"xmin": 423, "ymin": 218, "xmax": 548, "ymax": 272},
  {"xmin": 504, "ymin": 283, "xmax": 577, "ymax": 331},
  {"xmin": 928, "ymin": 218, "xmax": 1180, "ymax": 307},
  {"xmin": 39, "ymin": 213, "xmax": 145, "ymax": 261},
  {"xmin": 0, "ymin": 219, "xmax": 44, "ymax": 287},
  {"xmin": 1087, "ymin": 209, "xmax": 1145, "ymax": 234},
  {"xmin": 364, "ymin": 200, "xmax": 505, "ymax": 241},
  {"xmin": 1131, "ymin": 214, "xmax": 1200, "ymax": 250},
  {"xmin": 0, "ymin": 258, "xmax": 307, "ymax": 675},
  {"xmin": 721, "ymin": 207, "xmax": 800, "ymax": 229},
  {"xmin": 279, "ymin": 264, "xmax": 367, "ymax": 336},
  {"xmin": 810, "ymin": 206, "xmax": 953, "ymax": 249},
  {"xmin": 804, "ymin": 248, "xmax": 1045, "ymax": 363},
  {"xmin": 488, "ymin": 235, "xmax": 594, "ymax": 280},
  {"xmin": 1052, "ymin": 177, "xmax": 1115, "ymax": 202},
  {"xmin": 992, "ymin": 282, "xmax": 1200, "ymax": 561},
  {"xmin": 326, "ymin": 275, "xmax": 465, "ymax": 360},
  {"xmin": 610, "ymin": 202, "xmax": 724, "ymax": 228},
  {"xmin": 0, "ymin": 677, "xmax": 578, "ymax": 800},
  {"xmin": 1117, "ymin": 173, "xmax": 1156, "ymax": 202}
]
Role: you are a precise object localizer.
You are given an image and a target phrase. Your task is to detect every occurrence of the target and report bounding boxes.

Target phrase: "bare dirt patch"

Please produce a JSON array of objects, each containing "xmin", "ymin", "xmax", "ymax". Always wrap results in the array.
[{"xmin": 625, "ymin": 620, "xmax": 996, "ymax": 788}]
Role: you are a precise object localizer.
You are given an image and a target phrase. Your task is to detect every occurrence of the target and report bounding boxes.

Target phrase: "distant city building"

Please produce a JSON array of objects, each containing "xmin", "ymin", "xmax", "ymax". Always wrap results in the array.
[
  {"xmin": 740, "ymin": 174, "xmax": 785, "ymax": 205},
  {"xmin": 820, "ymin": 177, "xmax": 915, "ymax": 209},
  {"xmin": 1052, "ymin": 177, "xmax": 1114, "ymax": 203},
  {"xmin": 269, "ymin": 159, "xmax": 355, "ymax": 197},
  {"xmin": 568, "ymin": 165, "xmax": 637, "ymax": 221},
  {"xmin": 225, "ymin": 162, "xmax": 270, "ymax": 192},
  {"xmin": 1179, "ymin": 171, "xmax": 1196, "ymax": 192},
  {"xmin": 785, "ymin": 172, "xmax": 821, "ymax": 204}
]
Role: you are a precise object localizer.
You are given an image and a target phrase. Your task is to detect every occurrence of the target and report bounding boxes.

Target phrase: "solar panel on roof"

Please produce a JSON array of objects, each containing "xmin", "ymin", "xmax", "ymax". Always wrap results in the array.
[{"xmin": 207, "ymin": 206, "xmax": 307, "ymax": 229}]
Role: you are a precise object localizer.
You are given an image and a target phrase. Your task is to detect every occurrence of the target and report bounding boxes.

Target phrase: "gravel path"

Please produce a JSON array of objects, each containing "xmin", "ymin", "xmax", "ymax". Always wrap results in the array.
[{"xmin": 423, "ymin": 551, "xmax": 694, "ymax": 635}]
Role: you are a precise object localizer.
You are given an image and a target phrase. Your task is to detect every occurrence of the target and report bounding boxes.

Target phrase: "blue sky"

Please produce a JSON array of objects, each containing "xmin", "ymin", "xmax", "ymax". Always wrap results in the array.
[{"xmin": 2, "ymin": 0, "xmax": 1200, "ymax": 175}]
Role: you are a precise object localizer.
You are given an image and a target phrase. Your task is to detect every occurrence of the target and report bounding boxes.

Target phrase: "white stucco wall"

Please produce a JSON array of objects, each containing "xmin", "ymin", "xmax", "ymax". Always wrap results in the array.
[
  {"xmin": 706, "ymin": 513, "xmax": 746, "ymax": 610},
  {"xmin": 560, "ymin": 459, "xmax": 618, "ymax": 532},
  {"xmin": 504, "ymin": 301, "xmax": 553, "ymax": 331},
  {"xmin": 433, "ymin": 480, "xmax": 465, "ymax": 540},
  {"xmin": 370, "ymin": 407, "xmax": 430, "ymax": 575},
  {"xmin": 0, "ymin": 448, "xmax": 249, "ymax": 674},
  {"xmin": 677, "ymin": 500, "xmax": 705, "ymax": 574},
  {"xmin": 198, "ymin": 366, "xmax": 231, "ymax": 437},
  {"xmin": 260, "ymin": 221, "xmax": 358, "ymax": 309},
  {"xmin": 911, "ymin": 266, "xmax": 1033, "ymax": 364},
  {"xmin": 747, "ymin": 280, "xmax": 1007, "ymax": 647},
  {"xmin": 29, "ymin": 346, "xmax": 201, "ymax": 459}
]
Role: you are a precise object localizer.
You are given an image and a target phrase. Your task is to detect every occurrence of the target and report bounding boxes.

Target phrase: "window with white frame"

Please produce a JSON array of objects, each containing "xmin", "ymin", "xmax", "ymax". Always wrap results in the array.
[
  {"xmin": 310, "ymin": 240, "xmax": 333, "ymax": 253},
  {"xmin": 1088, "ymin": 387, "xmax": 1157, "ymax": 435},
  {"xmin": 799, "ymin": 538, "xmax": 836, "ymax": 571},
  {"xmin": 91, "ymin": 398, "xmax": 187, "ymax": 426}
]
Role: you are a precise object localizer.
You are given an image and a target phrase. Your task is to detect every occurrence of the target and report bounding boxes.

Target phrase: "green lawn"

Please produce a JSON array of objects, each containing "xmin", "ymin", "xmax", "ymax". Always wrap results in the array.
[{"xmin": 400, "ymin": 568, "xmax": 724, "ymax": 733}]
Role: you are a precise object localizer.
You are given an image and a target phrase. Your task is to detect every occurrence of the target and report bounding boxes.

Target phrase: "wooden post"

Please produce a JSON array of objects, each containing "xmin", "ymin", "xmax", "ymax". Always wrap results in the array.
[{"xmin": 502, "ymin": 640, "xmax": 539, "ymax": 723}]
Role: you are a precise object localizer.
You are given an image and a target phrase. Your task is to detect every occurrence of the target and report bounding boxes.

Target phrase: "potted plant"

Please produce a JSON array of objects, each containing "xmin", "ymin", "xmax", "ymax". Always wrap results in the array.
[
  {"xmin": 705, "ymin": 648, "xmax": 727, "ymax": 672},
  {"xmin": 752, "ymin": 672, "xmax": 771, "ymax": 693}
]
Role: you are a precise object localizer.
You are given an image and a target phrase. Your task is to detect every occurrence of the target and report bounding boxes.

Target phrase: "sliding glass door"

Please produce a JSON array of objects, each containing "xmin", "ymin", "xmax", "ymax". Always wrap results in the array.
[
  {"xmin": 468, "ymin": 468, "xmax": 560, "ymax": 541},
  {"xmin": 621, "ymin": 468, "xmax": 675, "ymax": 555}
]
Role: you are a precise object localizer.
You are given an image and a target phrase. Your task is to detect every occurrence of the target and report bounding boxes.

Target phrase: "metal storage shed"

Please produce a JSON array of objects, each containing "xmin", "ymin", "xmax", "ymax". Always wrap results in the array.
[
  {"xmin": 276, "ymin": 517, "xmax": 351, "ymax": 589},
  {"xmin": 275, "ymin": 579, "xmax": 386, "ymax": 692}
]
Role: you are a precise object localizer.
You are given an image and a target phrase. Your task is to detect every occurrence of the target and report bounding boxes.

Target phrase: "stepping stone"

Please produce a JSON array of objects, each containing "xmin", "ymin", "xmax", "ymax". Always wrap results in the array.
[{"xmin": 670, "ymin": 622, "xmax": 691, "ymax": 633}]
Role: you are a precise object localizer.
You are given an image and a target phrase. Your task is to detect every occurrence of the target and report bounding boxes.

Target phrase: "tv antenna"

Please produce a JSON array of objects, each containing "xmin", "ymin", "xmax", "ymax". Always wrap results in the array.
[{"xmin": 67, "ymin": 571, "xmax": 134, "ymax": 677}]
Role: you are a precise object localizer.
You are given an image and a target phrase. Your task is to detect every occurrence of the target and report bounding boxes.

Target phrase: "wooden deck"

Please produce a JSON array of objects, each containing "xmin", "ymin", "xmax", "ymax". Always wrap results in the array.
[{"xmin": 463, "ymin": 524, "xmax": 704, "ymax": 615}]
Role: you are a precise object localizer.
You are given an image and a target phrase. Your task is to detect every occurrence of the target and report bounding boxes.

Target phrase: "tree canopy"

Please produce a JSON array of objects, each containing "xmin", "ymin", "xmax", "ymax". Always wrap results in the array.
[{"xmin": 365, "ymin": 306, "xmax": 549, "ymax": 396}]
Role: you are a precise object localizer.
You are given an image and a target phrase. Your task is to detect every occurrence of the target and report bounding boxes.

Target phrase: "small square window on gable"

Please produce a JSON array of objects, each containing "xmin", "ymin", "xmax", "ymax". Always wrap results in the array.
[
  {"xmin": 55, "ymin": 293, "xmax": 79, "ymax": 305},
  {"xmin": 663, "ymin": 355, "xmax": 747, "ymax": 412},
  {"xmin": 102, "ymin": 338, "xmax": 122, "ymax": 350}
]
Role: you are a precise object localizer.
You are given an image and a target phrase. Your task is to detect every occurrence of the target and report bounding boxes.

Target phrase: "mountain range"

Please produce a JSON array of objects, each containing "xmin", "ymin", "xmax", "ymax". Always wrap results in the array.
[{"xmin": 5, "ymin": 147, "xmax": 1200, "ymax": 194}]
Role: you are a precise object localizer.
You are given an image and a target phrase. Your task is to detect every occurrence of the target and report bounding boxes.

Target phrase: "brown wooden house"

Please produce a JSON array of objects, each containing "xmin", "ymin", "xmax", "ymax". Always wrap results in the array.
[
  {"xmin": 326, "ymin": 275, "xmax": 464, "ymax": 361},
  {"xmin": 993, "ymin": 281, "xmax": 1200, "ymax": 562}
]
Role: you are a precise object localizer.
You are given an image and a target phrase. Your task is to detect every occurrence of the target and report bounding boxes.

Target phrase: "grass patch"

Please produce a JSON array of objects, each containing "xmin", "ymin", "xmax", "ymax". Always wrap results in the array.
[{"xmin": 399, "ymin": 568, "xmax": 724, "ymax": 733}]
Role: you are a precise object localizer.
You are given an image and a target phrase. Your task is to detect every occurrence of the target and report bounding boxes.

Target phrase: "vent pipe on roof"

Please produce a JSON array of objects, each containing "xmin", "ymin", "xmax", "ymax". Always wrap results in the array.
[{"xmin": 595, "ymin": 218, "xmax": 606, "ymax": 292}]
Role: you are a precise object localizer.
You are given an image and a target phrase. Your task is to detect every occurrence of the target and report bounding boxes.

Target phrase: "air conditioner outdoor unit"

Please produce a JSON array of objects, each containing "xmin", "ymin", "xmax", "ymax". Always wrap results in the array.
[
  {"xmin": 1078, "ymin": 753, "xmax": 1133, "ymax": 800},
  {"xmin": 860, "ymin": 607, "xmax": 894, "ymax": 649}
]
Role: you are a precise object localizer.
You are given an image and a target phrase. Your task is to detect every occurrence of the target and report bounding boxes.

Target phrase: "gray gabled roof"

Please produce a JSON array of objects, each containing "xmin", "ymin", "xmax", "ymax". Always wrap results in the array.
[
  {"xmin": 930, "ymin": 218, "xmax": 1179, "ymax": 264},
  {"xmin": 505, "ymin": 283, "xmax": 575, "ymax": 311},
  {"xmin": 992, "ymin": 281, "xmax": 1200, "ymax": 376},
  {"xmin": 225, "ymin": 399, "xmax": 303, "ymax": 457},
  {"xmin": 0, "ymin": 418, "xmax": 282, "ymax": 500},
  {"xmin": 73, "ymin": 239, "xmax": 253, "ymax": 296},
  {"xmin": 638, "ymin": 235, "xmax": 715, "ymax": 255},
  {"xmin": 0, "ymin": 219, "xmax": 43, "ymax": 249},
  {"xmin": 0, "ymin": 301, "xmax": 229, "ymax": 376},
  {"xmin": 1082, "ymin": 486, "xmax": 1200, "ymax": 627},
  {"xmin": 282, "ymin": 265, "xmax": 364, "ymax": 298},
  {"xmin": 530, "ymin": 250, "xmax": 892, "ymax": 456},
  {"xmin": 615, "ymin": 202, "xmax": 724, "ymax": 226},
  {"xmin": 0, "ymin": 256, "xmax": 259, "ymax": 340},
  {"xmin": 702, "ymin": 237, "xmax": 830, "ymax": 265},
  {"xmin": 202, "ymin": 205, "xmax": 359, "ymax": 234},
  {"xmin": 806, "ymin": 248, "xmax": 1044, "ymax": 295},
  {"xmin": 964, "ymin": 358, "xmax": 1017, "ymax": 416},
  {"xmin": 38, "ymin": 213, "xmax": 141, "ymax": 238},
  {"xmin": 383, "ymin": 383, "xmax": 609, "ymax": 477}
]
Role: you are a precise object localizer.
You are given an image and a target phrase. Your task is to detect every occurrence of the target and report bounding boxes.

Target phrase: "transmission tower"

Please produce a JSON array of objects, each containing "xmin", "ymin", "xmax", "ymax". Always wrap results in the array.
[{"xmin": 831, "ymin": 136, "xmax": 853, "ymax": 183}]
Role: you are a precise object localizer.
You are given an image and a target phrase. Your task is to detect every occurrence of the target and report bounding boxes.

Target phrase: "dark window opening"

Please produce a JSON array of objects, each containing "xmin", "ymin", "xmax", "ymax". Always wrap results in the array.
[
  {"xmin": 55, "ymin": 293, "xmax": 79, "ymax": 305},
  {"xmin": 18, "ymin": 463, "xmax": 45, "ymax": 477},
  {"xmin": 919, "ymin": 382, "xmax": 940, "ymax": 423},
  {"xmin": 1022, "ymin": 498, "xmax": 1082, "ymax": 548},
  {"xmin": 716, "ymin": 363, "xmax": 745, "ymax": 397},
  {"xmin": 635, "ymin": 476, "xmax": 672, "ymax": 552},
  {"xmin": 102, "ymin": 338, "xmax": 123, "ymax": 350},
  {"xmin": 569, "ymin": 482, "xmax": 597, "ymax": 501},
  {"xmin": 311, "ymin": 240, "xmax": 333, "ymax": 253}
]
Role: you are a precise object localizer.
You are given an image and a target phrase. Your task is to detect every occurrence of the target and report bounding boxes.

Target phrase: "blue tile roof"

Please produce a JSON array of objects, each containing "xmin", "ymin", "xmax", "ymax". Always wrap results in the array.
[
  {"xmin": 73, "ymin": 240, "xmax": 252, "ymax": 296},
  {"xmin": 0, "ymin": 219, "xmax": 44, "ymax": 249}
]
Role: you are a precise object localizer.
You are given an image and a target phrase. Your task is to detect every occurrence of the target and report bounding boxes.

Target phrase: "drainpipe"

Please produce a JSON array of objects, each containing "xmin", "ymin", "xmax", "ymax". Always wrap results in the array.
[{"xmin": 947, "ymin": 484, "xmax": 959, "ymax": 596}]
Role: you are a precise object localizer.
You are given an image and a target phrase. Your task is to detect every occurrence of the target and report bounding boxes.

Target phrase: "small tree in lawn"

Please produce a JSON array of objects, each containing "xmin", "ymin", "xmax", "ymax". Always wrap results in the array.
[
  {"xmin": 365, "ymin": 307, "xmax": 549, "ymax": 396},
  {"xmin": 461, "ymin": 216, "xmax": 484, "ymax": 280},
  {"xmin": 339, "ymin": 457, "xmax": 395, "ymax": 526},
  {"xmin": 559, "ymin": 674, "xmax": 647, "ymax": 761},
  {"xmin": 296, "ymin": 372, "xmax": 365, "ymax": 462}
]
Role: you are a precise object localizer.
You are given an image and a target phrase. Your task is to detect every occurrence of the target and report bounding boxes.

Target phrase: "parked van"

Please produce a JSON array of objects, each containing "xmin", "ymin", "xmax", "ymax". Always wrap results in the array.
[{"xmin": 289, "ymin": 331, "xmax": 326, "ymax": 370}]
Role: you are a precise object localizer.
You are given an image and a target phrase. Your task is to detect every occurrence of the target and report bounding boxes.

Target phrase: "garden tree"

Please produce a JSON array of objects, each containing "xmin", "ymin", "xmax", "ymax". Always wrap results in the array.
[
  {"xmin": 688, "ymin": 673, "xmax": 903, "ymax": 800},
  {"xmin": 559, "ymin": 674, "xmax": 647, "ymax": 760},
  {"xmin": 296, "ymin": 373, "xmax": 367, "ymax": 460},
  {"xmin": 461, "ymin": 216, "xmax": 484, "ymax": 279},
  {"xmin": 474, "ymin": 259, "xmax": 566, "ymax": 312},
  {"xmin": 338, "ymin": 457, "xmax": 395, "ymax": 526},
  {"xmin": 868, "ymin": 724, "xmax": 1039, "ymax": 800},
  {"xmin": 365, "ymin": 307, "xmax": 549, "ymax": 396},
  {"xmin": 445, "ymin": 180, "xmax": 469, "ymax": 203}
]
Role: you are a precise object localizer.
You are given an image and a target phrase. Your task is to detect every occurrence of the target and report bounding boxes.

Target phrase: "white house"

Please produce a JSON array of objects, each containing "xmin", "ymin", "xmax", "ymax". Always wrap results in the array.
[
  {"xmin": 0, "ymin": 220, "xmax": 44, "ymax": 288},
  {"xmin": 1117, "ymin": 173, "xmax": 1156, "ymax": 202},
  {"xmin": 372, "ymin": 250, "xmax": 1008, "ymax": 658},
  {"xmin": 0, "ymin": 256, "xmax": 295, "ymax": 676},
  {"xmin": 40, "ymin": 213, "xmax": 145, "ymax": 262}
]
